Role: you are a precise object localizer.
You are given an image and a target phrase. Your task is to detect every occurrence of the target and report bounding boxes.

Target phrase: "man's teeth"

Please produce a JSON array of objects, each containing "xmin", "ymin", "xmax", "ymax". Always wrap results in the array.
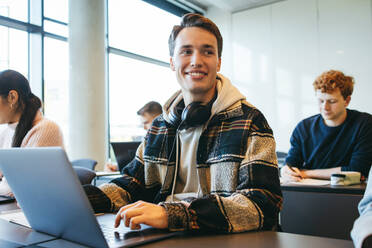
[{"xmin": 188, "ymin": 72, "xmax": 205, "ymax": 76}]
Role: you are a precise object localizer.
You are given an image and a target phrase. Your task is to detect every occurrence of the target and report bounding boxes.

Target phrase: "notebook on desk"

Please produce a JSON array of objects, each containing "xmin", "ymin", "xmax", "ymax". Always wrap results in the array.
[
  {"xmin": 111, "ymin": 142, "xmax": 141, "ymax": 172},
  {"xmin": 0, "ymin": 147, "xmax": 177, "ymax": 248}
]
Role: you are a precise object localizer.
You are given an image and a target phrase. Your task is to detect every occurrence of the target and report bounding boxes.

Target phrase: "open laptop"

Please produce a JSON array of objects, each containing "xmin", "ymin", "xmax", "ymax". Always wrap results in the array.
[
  {"xmin": 111, "ymin": 142, "xmax": 141, "ymax": 172},
  {"xmin": 0, "ymin": 147, "xmax": 178, "ymax": 248}
]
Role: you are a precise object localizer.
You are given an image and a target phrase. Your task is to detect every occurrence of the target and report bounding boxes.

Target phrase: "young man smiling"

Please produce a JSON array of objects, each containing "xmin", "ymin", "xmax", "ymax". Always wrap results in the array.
[
  {"xmin": 281, "ymin": 70, "xmax": 372, "ymax": 182},
  {"xmin": 86, "ymin": 13, "xmax": 281, "ymax": 233}
]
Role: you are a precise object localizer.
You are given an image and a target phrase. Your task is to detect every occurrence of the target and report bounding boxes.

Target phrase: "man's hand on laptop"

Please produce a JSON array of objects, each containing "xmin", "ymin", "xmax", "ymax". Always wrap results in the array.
[{"xmin": 115, "ymin": 201, "xmax": 168, "ymax": 230}]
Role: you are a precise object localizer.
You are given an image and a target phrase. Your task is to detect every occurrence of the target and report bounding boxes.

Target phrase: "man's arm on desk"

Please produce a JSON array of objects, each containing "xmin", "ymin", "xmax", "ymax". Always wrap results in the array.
[
  {"xmin": 281, "ymin": 165, "xmax": 341, "ymax": 182},
  {"xmin": 301, "ymin": 167, "xmax": 341, "ymax": 180}
]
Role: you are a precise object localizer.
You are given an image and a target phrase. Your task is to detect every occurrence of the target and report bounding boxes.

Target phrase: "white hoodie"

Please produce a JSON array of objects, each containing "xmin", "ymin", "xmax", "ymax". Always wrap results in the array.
[{"xmin": 162, "ymin": 74, "xmax": 247, "ymax": 202}]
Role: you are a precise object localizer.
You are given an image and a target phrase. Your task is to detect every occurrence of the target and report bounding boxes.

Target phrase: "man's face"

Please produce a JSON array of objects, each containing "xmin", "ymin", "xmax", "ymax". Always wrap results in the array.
[
  {"xmin": 140, "ymin": 112, "xmax": 157, "ymax": 131},
  {"xmin": 170, "ymin": 27, "xmax": 221, "ymax": 102},
  {"xmin": 316, "ymin": 88, "xmax": 350, "ymax": 124}
]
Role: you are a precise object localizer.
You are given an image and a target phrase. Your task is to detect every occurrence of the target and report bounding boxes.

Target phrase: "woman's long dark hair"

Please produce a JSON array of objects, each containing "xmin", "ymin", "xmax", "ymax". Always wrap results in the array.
[{"xmin": 0, "ymin": 70, "xmax": 42, "ymax": 147}]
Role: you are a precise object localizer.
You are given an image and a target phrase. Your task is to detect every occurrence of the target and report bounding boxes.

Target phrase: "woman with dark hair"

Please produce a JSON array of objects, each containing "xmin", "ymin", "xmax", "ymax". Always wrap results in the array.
[{"xmin": 0, "ymin": 69, "xmax": 64, "ymax": 196}]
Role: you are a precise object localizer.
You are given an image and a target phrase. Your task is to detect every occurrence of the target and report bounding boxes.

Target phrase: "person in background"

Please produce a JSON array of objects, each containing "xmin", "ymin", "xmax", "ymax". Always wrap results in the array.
[
  {"xmin": 351, "ymin": 168, "xmax": 372, "ymax": 248},
  {"xmin": 281, "ymin": 70, "xmax": 372, "ymax": 182},
  {"xmin": 0, "ymin": 69, "xmax": 64, "ymax": 196},
  {"xmin": 137, "ymin": 101, "xmax": 162, "ymax": 131},
  {"xmin": 85, "ymin": 13, "xmax": 281, "ymax": 233},
  {"xmin": 105, "ymin": 101, "xmax": 162, "ymax": 172}
]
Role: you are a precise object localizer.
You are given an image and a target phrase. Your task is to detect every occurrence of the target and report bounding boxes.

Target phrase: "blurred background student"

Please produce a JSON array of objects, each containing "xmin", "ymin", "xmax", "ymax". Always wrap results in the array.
[
  {"xmin": 105, "ymin": 101, "xmax": 162, "ymax": 172},
  {"xmin": 137, "ymin": 101, "xmax": 162, "ymax": 131},
  {"xmin": 0, "ymin": 69, "xmax": 64, "ymax": 196}
]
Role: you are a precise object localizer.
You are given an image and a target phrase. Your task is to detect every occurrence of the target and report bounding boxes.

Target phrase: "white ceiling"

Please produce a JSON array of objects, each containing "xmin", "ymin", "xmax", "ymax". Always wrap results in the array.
[{"xmin": 184, "ymin": 0, "xmax": 285, "ymax": 13}]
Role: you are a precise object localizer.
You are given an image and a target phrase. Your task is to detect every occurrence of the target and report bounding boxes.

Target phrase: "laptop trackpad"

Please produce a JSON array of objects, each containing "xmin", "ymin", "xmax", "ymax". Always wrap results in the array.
[{"xmin": 97, "ymin": 214, "xmax": 178, "ymax": 247}]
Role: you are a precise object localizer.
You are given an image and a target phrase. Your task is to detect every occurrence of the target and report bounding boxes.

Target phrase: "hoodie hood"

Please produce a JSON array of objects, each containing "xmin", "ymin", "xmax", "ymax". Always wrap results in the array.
[{"xmin": 163, "ymin": 73, "xmax": 246, "ymax": 125}]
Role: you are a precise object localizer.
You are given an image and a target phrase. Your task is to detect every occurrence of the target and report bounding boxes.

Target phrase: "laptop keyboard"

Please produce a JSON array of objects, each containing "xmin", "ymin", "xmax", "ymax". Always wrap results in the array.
[{"xmin": 100, "ymin": 223, "xmax": 121, "ymax": 242}]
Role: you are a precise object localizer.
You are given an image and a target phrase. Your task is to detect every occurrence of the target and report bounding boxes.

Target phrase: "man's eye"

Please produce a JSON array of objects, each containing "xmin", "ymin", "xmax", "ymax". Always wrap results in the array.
[
  {"xmin": 204, "ymin": 50, "xmax": 214, "ymax": 55},
  {"xmin": 181, "ymin": 50, "xmax": 192, "ymax": 55}
]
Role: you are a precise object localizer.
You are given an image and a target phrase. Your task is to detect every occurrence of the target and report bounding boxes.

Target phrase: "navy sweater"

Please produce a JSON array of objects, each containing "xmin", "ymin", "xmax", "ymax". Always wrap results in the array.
[{"xmin": 285, "ymin": 109, "xmax": 372, "ymax": 177}]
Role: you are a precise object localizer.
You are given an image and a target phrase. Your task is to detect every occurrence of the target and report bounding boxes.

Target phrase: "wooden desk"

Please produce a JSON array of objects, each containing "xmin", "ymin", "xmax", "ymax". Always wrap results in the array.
[
  {"xmin": 2, "ymin": 223, "xmax": 354, "ymax": 248},
  {"xmin": 0, "ymin": 202, "xmax": 355, "ymax": 248},
  {"xmin": 280, "ymin": 183, "xmax": 366, "ymax": 240},
  {"xmin": 140, "ymin": 231, "xmax": 353, "ymax": 248}
]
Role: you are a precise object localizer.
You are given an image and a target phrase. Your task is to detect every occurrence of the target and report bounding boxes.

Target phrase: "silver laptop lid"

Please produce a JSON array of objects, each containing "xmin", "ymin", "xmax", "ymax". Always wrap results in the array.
[{"xmin": 0, "ymin": 147, "xmax": 108, "ymax": 248}]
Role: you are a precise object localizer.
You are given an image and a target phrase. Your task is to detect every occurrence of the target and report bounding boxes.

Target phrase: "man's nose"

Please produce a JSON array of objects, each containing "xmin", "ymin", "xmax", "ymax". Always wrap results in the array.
[
  {"xmin": 323, "ymin": 101, "xmax": 330, "ymax": 110},
  {"xmin": 190, "ymin": 52, "xmax": 202, "ymax": 67}
]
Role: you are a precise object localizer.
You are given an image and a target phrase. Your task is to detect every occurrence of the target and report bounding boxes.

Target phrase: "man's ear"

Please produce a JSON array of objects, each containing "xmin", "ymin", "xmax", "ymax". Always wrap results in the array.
[
  {"xmin": 170, "ymin": 57, "xmax": 175, "ymax": 71},
  {"xmin": 7, "ymin": 90, "xmax": 19, "ymax": 105},
  {"xmin": 217, "ymin": 57, "xmax": 221, "ymax": 72},
  {"xmin": 345, "ymin": 95, "xmax": 351, "ymax": 106}
]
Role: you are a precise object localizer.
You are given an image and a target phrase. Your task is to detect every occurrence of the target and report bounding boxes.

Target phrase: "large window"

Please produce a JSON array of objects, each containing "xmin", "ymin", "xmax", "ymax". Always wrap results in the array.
[
  {"xmin": 108, "ymin": 0, "xmax": 182, "ymax": 142},
  {"xmin": 44, "ymin": 37, "xmax": 69, "ymax": 143},
  {"xmin": 43, "ymin": 0, "xmax": 68, "ymax": 37},
  {"xmin": 42, "ymin": 0, "xmax": 69, "ymax": 145},
  {"xmin": 109, "ymin": 0, "xmax": 180, "ymax": 62},
  {"xmin": 0, "ymin": 26, "xmax": 28, "ymax": 74},
  {"xmin": 109, "ymin": 54, "xmax": 178, "ymax": 141},
  {"xmin": 0, "ymin": 0, "xmax": 28, "ymax": 22},
  {"xmin": 43, "ymin": 0, "xmax": 68, "ymax": 23}
]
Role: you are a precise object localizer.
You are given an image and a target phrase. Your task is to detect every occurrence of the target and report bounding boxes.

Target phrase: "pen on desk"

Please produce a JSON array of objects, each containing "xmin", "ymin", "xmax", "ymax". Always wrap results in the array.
[{"xmin": 288, "ymin": 165, "xmax": 303, "ymax": 179}]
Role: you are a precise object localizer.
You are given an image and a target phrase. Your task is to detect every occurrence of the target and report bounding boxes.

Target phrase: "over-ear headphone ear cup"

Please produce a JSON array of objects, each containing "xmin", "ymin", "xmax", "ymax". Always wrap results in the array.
[
  {"xmin": 169, "ymin": 101, "xmax": 184, "ymax": 127},
  {"xmin": 181, "ymin": 102, "xmax": 211, "ymax": 128},
  {"xmin": 169, "ymin": 108, "xmax": 179, "ymax": 127}
]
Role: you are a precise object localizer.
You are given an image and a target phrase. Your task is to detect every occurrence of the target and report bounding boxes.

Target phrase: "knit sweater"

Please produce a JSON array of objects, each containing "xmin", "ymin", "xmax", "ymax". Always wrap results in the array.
[
  {"xmin": 94, "ymin": 74, "xmax": 282, "ymax": 233},
  {"xmin": 285, "ymin": 109, "xmax": 372, "ymax": 177},
  {"xmin": 0, "ymin": 111, "xmax": 64, "ymax": 195}
]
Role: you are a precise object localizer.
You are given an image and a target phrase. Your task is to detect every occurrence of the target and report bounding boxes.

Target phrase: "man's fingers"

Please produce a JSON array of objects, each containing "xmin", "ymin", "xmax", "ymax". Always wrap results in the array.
[
  {"xmin": 281, "ymin": 173, "xmax": 302, "ymax": 183},
  {"xmin": 289, "ymin": 175, "xmax": 301, "ymax": 182},
  {"xmin": 114, "ymin": 201, "xmax": 145, "ymax": 228},
  {"xmin": 286, "ymin": 167, "xmax": 301, "ymax": 177},
  {"xmin": 114, "ymin": 205, "xmax": 133, "ymax": 227},
  {"xmin": 289, "ymin": 170, "xmax": 300, "ymax": 177},
  {"xmin": 122, "ymin": 208, "xmax": 143, "ymax": 227},
  {"xmin": 115, "ymin": 202, "xmax": 168, "ymax": 230},
  {"xmin": 130, "ymin": 216, "xmax": 146, "ymax": 230},
  {"xmin": 115, "ymin": 211, "xmax": 122, "ymax": 228}
]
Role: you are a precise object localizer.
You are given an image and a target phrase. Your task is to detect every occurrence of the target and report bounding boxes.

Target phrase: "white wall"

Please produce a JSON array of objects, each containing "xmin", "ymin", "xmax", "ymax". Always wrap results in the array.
[
  {"xmin": 209, "ymin": 0, "xmax": 372, "ymax": 152},
  {"xmin": 205, "ymin": 6, "xmax": 233, "ymax": 78}
]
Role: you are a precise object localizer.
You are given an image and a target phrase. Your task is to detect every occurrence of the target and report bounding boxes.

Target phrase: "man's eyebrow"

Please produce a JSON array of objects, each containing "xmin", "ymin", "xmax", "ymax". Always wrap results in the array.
[
  {"xmin": 179, "ymin": 44, "xmax": 216, "ymax": 49},
  {"xmin": 202, "ymin": 44, "xmax": 215, "ymax": 49},
  {"xmin": 180, "ymin": 45, "xmax": 193, "ymax": 49}
]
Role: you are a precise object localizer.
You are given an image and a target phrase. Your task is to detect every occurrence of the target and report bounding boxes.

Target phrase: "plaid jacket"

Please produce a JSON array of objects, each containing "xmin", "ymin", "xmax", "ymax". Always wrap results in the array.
[{"xmin": 112, "ymin": 100, "xmax": 282, "ymax": 233}]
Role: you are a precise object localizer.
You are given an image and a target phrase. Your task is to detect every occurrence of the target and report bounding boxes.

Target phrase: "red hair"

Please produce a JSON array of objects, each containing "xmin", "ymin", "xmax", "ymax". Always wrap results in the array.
[{"xmin": 313, "ymin": 70, "xmax": 354, "ymax": 99}]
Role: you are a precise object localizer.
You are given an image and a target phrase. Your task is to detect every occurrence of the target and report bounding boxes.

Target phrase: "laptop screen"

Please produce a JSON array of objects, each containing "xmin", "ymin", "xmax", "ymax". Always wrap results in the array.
[{"xmin": 110, "ymin": 142, "xmax": 141, "ymax": 172}]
